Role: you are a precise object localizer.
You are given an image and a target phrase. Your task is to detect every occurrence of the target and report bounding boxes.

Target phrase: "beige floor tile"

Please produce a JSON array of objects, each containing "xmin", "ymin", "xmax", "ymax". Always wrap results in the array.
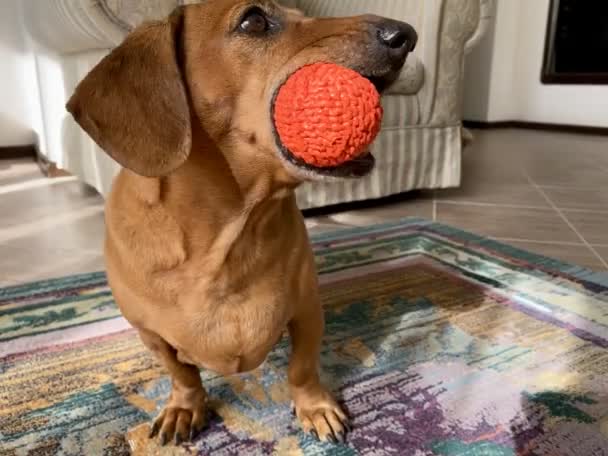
[
  {"xmin": 436, "ymin": 203, "xmax": 580, "ymax": 242},
  {"xmin": 595, "ymin": 246, "xmax": 608, "ymax": 266},
  {"xmin": 0, "ymin": 159, "xmax": 44, "ymax": 186},
  {"xmin": 0, "ymin": 158, "xmax": 31, "ymax": 167},
  {"xmin": 327, "ymin": 199, "xmax": 433, "ymax": 227},
  {"xmin": 513, "ymin": 129, "xmax": 608, "ymax": 165},
  {"xmin": 497, "ymin": 240, "xmax": 606, "ymax": 271},
  {"xmin": 469, "ymin": 129, "xmax": 608, "ymax": 187},
  {"xmin": 0, "ymin": 181, "xmax": 103, "ymax": 230},
  {"xmin": 540, "ymin": 186, "xmax": 608, "ymax": 210},
  {"xmin": 3, "ymin": 210, "xmax": 106, "ymax": 254},
  {"xmin": 0, "ymin": 169, "xmax": 43, "ymax": 187},
  {"xmin": 0, "ymin": 158, "xmax": 37, "ymax": 173},
  {"xmin": 459, "ymin": 154, "xmax": 529, "ymax": 184},
  {"xmin": 527, "ymin": 165, "xmax": 608, "ymax": 188},
  {"xmin": 0, "ymin": 243, "xmax": 105, "ymax": 285},
  {"xmin": 305, "ymin": 217, "xmax": 347, "ymax": 235},
  {"xmin": 442, "ymin": 129, "xmax": 608, "ymax": 206},
  {"xmin": 458, "ymin": 153, "xmax": 529, "ymax": 188},
  {"xmin": 517, "ymin": 135, "xmax": 608, "ymax": 187},
  {"xmin": 463, "ymin": 129, "xmax": 532, "ymax": 162},
  {"xmin": 562, "ymin": 210, "xmax": 608, "ymax": 245},
  {"xmin": 0, "ymin": 243, "xmax": 64, "ymax": 283},
  {"xmin": 0, "ymin": 278, "xmax": 20, "ymax": 288},
  {"xmin": 436, "ymin": 181, "xmax": 549, "ymax": 207}
]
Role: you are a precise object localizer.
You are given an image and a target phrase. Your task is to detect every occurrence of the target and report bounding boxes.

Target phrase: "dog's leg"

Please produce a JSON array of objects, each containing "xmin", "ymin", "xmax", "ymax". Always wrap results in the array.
[
  {"xmin": 288, "ymin": 302, "xmax": 350, "ymax": 443},
  {"xmin": 138, "ymin": 328, "xmax": 207, "ymax": 445}
]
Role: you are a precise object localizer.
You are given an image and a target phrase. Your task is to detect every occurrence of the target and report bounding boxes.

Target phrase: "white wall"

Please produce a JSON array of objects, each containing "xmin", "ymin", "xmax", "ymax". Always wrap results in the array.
[
  {"xmin": 465, "ymin": 0, "xmax": 608, "ymax": 127},
  {"xmin": 0, "ymin": 0, "xmax": 42, "ymax": 147},
  {"xmin": 0, "ymin": 0, "xmax": 44, "ymax": 147}
]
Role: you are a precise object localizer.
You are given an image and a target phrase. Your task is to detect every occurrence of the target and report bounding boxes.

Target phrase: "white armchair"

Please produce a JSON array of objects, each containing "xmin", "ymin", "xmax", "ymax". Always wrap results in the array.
[{"xmin": 22, "ymin": 0, "xmax": 494, "ymax": 209}]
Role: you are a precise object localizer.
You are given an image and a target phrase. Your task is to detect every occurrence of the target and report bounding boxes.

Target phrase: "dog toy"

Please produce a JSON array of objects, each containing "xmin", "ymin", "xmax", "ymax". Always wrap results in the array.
[{"xmin": 273, "ymin": 62, "xmax": 383, "ymax": 168}]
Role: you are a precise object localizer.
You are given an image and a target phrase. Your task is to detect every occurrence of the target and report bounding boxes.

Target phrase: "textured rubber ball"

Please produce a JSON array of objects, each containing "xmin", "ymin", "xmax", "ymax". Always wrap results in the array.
[{"xmin": 273, "ymin": 63, "xmax": 383, "ymax": 168}]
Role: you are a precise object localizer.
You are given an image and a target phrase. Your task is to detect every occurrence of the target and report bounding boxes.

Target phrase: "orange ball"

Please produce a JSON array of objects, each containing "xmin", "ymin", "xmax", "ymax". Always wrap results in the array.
[{"xmin": 273, "ymin": 63, "xmax": 383, "ymax": 168}]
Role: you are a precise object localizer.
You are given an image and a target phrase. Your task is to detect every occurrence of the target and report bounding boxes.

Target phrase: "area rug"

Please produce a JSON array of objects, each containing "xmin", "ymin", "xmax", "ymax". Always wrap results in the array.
[{"xmin": 1, "ymin": 218, "xmax": 608, "ymax": 456}]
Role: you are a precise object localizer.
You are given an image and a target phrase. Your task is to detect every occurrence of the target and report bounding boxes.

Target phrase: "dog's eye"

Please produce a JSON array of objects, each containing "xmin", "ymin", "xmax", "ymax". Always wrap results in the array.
[{"xmin": 240, "ymin": 8, "xmax": 269, "ymax": 34}]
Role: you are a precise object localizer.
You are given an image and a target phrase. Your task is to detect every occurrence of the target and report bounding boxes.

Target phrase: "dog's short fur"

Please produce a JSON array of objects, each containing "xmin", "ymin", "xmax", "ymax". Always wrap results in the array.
[{"xmin": 67, "ymin": 0, "xmax": 415, "ymax": 445}]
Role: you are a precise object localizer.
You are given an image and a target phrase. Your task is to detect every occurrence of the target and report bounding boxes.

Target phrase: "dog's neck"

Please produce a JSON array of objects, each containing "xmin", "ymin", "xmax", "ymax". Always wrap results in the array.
[
  {"xmin": 120, "ymin": 127, "xmax": 305, "ymax": 276},
  {"xmin": 187, "ymin": 125, "xmax": 299, "ymax": 206},
  {"xmin": 169, "ymin": 134, "xmax": 301, "ymax": 270},
  {"xmin": 129, "ymin": 125, "xmax": 299, "ymax": 242}
]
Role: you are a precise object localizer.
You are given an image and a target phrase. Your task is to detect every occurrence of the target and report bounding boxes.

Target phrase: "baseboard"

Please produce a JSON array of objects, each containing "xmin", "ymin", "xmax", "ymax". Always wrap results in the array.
[
  {"xmin": 463, "ymin": 120, "xmax": 608, "ymax": 136},
  {"xmin": 0, "ymin": 145, "xmax": 37, "ymax": 160}
]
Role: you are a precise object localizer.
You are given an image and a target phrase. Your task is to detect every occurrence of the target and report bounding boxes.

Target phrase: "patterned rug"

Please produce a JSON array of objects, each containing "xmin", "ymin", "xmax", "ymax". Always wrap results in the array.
[{"xmin": 2, "ymin": 218, "xmax": 608, "ymax": 456}]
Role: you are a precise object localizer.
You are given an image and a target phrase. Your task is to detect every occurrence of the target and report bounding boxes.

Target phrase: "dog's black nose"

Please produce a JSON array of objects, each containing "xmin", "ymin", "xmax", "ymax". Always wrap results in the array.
[{"xmin": 376, "ymin": 19, "xmax": 417, "ymax": 64}]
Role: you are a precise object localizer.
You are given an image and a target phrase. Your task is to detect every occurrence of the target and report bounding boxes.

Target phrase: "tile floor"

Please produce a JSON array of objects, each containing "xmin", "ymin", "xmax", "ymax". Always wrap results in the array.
[{"xmin": 1, "ymin": 128, "xmax": 607, "ymax": 287}]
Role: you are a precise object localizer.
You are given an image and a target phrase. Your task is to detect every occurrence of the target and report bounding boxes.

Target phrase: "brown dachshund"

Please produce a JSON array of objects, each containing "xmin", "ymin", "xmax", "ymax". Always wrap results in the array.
[{"xmin": 67, "ymin": 0, "xmax": 415, "ymax": 446}]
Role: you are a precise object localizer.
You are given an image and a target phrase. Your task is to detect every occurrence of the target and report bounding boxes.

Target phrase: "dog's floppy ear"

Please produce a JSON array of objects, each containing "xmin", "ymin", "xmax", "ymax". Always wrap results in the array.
[{"xmin": 66, "ymin": 8, "xmax": 191, "ymax": 177}]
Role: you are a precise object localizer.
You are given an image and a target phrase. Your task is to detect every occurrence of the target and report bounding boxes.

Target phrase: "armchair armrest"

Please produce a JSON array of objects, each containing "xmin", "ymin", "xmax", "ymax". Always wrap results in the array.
[
  {"xmin": 427, "ymin": 0, "xmax": 496, "ymax": 126},
  {"xmin": 465, "ymin": 0, "xmax": 496, "ymax": 54}
]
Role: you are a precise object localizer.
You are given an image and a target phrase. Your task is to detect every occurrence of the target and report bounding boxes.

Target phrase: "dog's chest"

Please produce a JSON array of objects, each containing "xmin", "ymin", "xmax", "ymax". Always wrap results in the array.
[
  {"xmin": 175, "ymin": 236, "xmax": 300, "ymax": 374},
  {"xmin": 179, "ymin": 273, "xmax": 292, "ymax": 374}
]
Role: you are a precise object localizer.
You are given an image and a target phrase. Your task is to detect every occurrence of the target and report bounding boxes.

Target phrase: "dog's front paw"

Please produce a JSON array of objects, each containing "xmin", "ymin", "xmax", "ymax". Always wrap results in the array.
[
  {"xmin": 293, "ymin": 388, "xmax": 350, "ymax": 444},
  {"xmin": 148, "ymin": 393, "xmax": 207, "ymax": 446}
]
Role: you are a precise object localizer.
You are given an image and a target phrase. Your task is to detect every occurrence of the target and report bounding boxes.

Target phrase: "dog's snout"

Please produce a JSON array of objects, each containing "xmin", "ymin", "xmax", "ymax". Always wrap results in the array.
[{"xmin": 375, "ymin": 19, "xmax": 417, "ymax": 64}]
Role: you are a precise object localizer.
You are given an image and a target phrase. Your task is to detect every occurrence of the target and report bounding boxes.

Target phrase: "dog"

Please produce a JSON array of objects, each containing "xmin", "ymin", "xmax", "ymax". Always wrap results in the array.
[{"xmin": 67, "ymin": 0, "xmax": 416, "ymax": 446}]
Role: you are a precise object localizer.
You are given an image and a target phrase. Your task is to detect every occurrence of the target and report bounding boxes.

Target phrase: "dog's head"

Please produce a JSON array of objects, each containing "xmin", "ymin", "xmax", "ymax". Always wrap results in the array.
[{"xmin": 67, "ymin": 0, "xmax": 416, "ymax": 181}]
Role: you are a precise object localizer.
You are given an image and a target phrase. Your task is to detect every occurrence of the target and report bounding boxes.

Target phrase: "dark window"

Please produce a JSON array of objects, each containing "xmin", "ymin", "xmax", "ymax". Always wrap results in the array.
[{"xmin": 542, "ymin": 0, "xmax": 608, "ymax": 84}]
